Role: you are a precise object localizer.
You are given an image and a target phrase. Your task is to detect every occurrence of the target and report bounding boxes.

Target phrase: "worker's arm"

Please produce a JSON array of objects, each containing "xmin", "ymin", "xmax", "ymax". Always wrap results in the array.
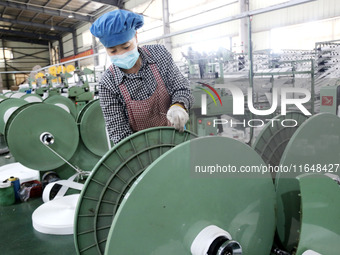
[{"xmin": 160, "ymin": 45, "xmax": 194, "ymax": 111}]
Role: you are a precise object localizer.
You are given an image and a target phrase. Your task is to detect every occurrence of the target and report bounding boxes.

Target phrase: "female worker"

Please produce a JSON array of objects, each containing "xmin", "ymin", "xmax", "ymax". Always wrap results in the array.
[{"xmin": 90, "ymin": 9, "xmax": 194, "ymax": 144}]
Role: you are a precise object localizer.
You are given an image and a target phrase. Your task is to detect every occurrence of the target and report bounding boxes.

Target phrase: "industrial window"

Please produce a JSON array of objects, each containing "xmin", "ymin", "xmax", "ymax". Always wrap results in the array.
[
  {"xmin": 271, "ymin": 17, "xmax": 340, "ymax": 51},
  {"xmin": 0, "ymin": 48, "xmax": 13, "ymax": 61},
  {"xmin": 82, "ymin": 30, "xmax": 93, "ymax": 47}
]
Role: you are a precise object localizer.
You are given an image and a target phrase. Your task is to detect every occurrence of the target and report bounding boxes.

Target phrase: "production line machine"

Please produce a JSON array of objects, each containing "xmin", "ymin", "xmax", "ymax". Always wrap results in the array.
[{"xmin": 18, "ymin": 65, "xmax": 98, "ymax": 112}]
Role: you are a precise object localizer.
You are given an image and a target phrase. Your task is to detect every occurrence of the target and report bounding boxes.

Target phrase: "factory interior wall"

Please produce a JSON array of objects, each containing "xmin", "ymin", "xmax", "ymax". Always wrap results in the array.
[
  {"xmin": 0, "ymin": 40, "xmax": 49, "ymax": 90},
  {"xmin": 250, "ymin": 0, "xmax": 340, "ymax": 51},
  {"xmin": 59, "ymin": 24, "xmax": 91, "ymax": 57},
  {"xmin": 52, "ymin": 23, "xmax": 96, "ymax": 68}
]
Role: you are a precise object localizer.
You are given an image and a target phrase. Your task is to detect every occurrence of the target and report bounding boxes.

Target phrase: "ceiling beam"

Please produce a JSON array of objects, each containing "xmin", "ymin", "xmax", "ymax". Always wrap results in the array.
[
  {"xmin": 0, "ymin": 1, "xmax": 93, "ymax": 22},
  {"xmin": 0, "ymin": 16, "xmax": 73, "ymax": 32},
  {"xmin": 0, "ymin": 28, "xmax": 60, "ymax": 41},
  {"xmin": 91, "ymin": 0, "xmax": 125, "ymax": 8},
  {"xmin": 60, "ymin": 0, "xmax": 73, "ymax": 9},
  {"xmin": 0, "ymin": 35, "xmax": 49, "ymax": 45}
]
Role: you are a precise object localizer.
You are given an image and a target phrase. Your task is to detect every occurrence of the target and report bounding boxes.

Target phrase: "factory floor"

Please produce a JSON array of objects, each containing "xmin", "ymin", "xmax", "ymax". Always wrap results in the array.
[{"xmin": 0, "ymin": 153, "xmax": 75, "ymax": 255}]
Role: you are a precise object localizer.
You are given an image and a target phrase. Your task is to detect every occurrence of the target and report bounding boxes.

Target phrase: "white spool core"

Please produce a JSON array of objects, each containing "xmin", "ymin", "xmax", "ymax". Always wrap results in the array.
[
  {"xmin": 10, "ymin": 92, "xmax": 26, "ymax": 98},
  {"xmin": 23, "ymin": 96, "xmax": 43, "ymax": 103},
  {"xmin": 302, "ymin": 250, "xmax": 322, "ymax": 255},
  {"xmin": 191, "ymin": 225, "xmax": 232, "ymax": 255},
  {"xmin": 54, "ymin": 103, "xmax": 70, "ymax": 113},
  {"xmin": 3, "ymin": 107, "xmax": 19, "ymax": 124}
]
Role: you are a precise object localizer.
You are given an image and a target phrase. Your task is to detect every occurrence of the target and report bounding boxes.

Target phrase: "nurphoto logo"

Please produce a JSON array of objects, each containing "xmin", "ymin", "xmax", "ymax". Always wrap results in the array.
[{"xmin": 200, "ymin": 84, "xmax": 312, "ymax": 128}]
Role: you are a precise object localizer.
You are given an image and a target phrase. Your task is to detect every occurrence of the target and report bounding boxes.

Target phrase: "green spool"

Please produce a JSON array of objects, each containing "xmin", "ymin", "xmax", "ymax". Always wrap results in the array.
[
  {"xmin": 295, "ymin": 174, "xmax": 340, "ymax": 255},
  {"xmin": 0, "ymin": 95, "xmax": 8, "ymax": 102},
  {"xmin": 0, "ymin": 182, "xmax": 15, "ymax": 206},
  {"xmin": 276, "ymin": 113, "xmax": 340, "ymax": 252},
  {"xmin": 44, "ymin": 95, "xmax": 77, "ymax": 119},
  {"xmin": 5, "ymin": 103, "xmax": 79, "ymax": 171},
  {"xmin": 0, "ymin": 98, "xmax": 28, "ymax": 135},
  {"xmin": 76, "ymin": 99, "xmax": 112, "ymax": 157},
  {"xmin": 252, "ymin": 112, "xmax": 308, "ymax": 169},
  {"xmin": 105, "ymin": 136, "xmax": 276, "ymax": 255},
  {"xmin": 74, "ymin": 127, "xmax": 197, "ymax": 255}
]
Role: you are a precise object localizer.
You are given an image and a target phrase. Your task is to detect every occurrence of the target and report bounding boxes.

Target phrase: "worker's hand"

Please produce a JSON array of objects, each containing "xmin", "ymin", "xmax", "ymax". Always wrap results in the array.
[{"xmin": 166, "ymin": 104, "xmax": 188, "ymax": 132}]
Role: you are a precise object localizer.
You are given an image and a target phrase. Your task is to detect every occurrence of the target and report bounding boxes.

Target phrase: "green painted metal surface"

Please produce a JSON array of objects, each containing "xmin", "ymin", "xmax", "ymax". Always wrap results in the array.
[
  {"xmin": 0, "ymin": 95, "xmax": 8, "ymax": 101},
  {"xmin": 276, "ymin": 113, "xmax": 340, "ymax": 252},
  {"xmin": 74, "ymin": 127, "xmax": 197, "ymax": 255},
  {"xmin": 0, "ymin": 98, "xmax": 28, "ymax": 135},
  {"xmin": 75, "ymin": 92, "xmax": 93, "ymax": 102},
  {"xmin": 252, "ymin": 112, "xmax": 308, "ymax": 168},
  {"xmin": 5, "ymin": 103, "xmax": 79, "ymax": 171},
  {"xmin": 76, "ymin": 99, "xmax": 112, "ymax": 157},
  {"xmin": 69, "ymin": 139, "xmax": 102, "ymax": 173},
  {"xmin": 69, "ymin": 86, "xmax": 85, "ymax": 97},
  {"xmin": 105, "ymin": 136, "xmax": 276, "ymax": 255},
  {"xmin": 44, "ymin": 95, "xmax": 77, "ymax": 119},
  {"xmin": 294, "ymin": 174, "xmax": 340, "ymax": 255}
]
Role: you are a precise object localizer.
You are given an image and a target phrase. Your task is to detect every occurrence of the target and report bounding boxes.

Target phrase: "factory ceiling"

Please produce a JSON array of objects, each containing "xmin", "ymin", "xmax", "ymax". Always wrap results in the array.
[{"xmin": 0, "ymin": 0, "xmax": 126, "ymax": 45}]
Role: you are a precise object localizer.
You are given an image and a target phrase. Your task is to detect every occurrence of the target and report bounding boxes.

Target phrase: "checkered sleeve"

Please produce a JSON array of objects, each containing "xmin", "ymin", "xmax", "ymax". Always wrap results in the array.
[
  {"xmin": 158, "ymin": 45, "xmax": 194, "ymax": 110},
  {"xmin": 99, "ymin": 72, "xmax": 133, "ymax": 144}
]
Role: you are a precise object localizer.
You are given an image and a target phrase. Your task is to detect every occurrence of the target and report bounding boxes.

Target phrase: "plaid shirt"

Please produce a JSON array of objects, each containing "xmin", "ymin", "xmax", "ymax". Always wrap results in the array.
[{"xmin": 99, "ymin": 44, "xmax": 194, "ymax": 144}]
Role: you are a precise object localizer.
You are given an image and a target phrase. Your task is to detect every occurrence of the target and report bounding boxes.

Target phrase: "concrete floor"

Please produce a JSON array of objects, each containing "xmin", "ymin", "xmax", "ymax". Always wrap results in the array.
[{"xmin": 0, "ymin": 153, "xmax": 75, "ymax": 255}]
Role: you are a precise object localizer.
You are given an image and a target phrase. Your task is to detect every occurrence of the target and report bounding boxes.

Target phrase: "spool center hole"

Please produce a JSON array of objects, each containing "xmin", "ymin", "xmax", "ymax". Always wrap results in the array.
[{"xmin": 40, "ymin": 132, "xmax": 55, "ymax": 145}]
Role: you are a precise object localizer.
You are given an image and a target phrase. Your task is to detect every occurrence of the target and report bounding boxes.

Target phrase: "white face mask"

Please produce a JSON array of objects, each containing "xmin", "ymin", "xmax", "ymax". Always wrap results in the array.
[{"xmin": 110, "ymin": 46, "xmax": 140, "ymax": 69}]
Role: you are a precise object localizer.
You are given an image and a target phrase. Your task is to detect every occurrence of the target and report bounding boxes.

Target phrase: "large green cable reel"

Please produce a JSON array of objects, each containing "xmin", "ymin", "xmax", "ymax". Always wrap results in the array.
[
  {"xmin": 0, "ymin": 98, "xmax": 30, "ymax": 154},
  {"xmin": 104, "ymin": 136, "xmax": 276, "ymax": 255},
  {"xmin": 76, "ymin": 99, "xmax": 113, "ymax": 157},
  {"xmin": 295, "ymin": 173, "xmax": 340, "ymax": 255},
  {"xmin": 74, "ymin": 127, "xmax": 197, "ymax": 255},
  {"xmin": 4, "ymin": 99, "xmax": 109, "ymax": 180},
  {"xmin": 59, "ymin": 100, "xmax": 108, "ymax": 177},
  {"xmin": 275, "ymin": 113, "xmax": 340, "ymax": 253},
  {"xmin": 0, "ymin": 98, "xmax": 29, "ymax": 135},
  {"xmin": 5, "ymin": 103, "xmax": 79, "ymax": 171},
  {"xmin": 252, "ymin": 112, "xmax": 308, "ymax": 170}
]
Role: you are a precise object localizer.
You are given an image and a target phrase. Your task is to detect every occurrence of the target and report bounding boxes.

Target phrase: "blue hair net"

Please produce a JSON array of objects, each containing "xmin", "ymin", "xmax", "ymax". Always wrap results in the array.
[{"xmin": 90, "ymin": 9, "xmax": 144, "ymax": 48}]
